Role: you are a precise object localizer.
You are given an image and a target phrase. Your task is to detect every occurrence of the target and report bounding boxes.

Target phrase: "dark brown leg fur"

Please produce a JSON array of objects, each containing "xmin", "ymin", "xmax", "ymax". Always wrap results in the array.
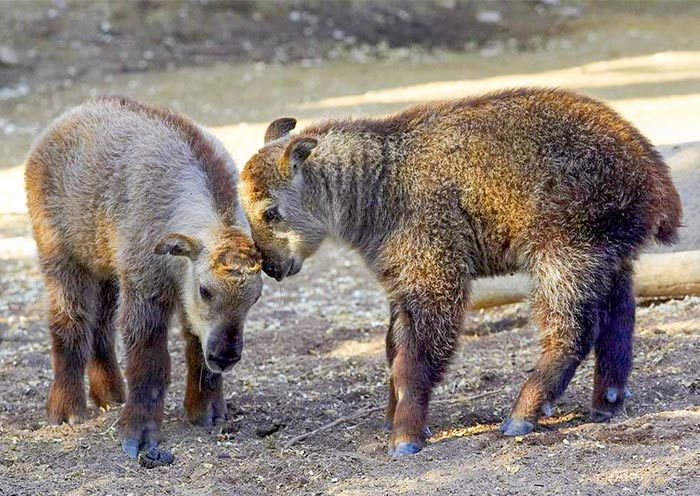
[
  {"xmin": 87, "ymin": 279, "xmax": 125, "ymax": 408},
  {"xmin": 117, "ymin": 290, "xmax": 171, "ymax": 458},
  {"xmin": 591, "ymin": 259, "xmax": 635, "ymax": 421},
  {"xmin": 381, "ymin": 236, "xmax": 467, "ymax": 456},
  {"xmin": 44, "ymin": 262, "xmax": 95, "ymax": 425},
  {"xmin": 384, "ymin": 303, "xmax": 399, "ymax": 429},
  {"xmin": 183, "ymin": 318, "xmax": 226, "ymax": 427}
]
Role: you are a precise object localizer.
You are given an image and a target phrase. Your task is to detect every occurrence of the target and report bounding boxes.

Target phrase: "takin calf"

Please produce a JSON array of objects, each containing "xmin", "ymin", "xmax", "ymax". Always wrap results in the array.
[
  {"xmin": 240, "ymin": 88, "xmax": 682, "ymax": 457},
  {"xmin": 25, "ymin": 96, "xmax": 262, "ymax": 458}
]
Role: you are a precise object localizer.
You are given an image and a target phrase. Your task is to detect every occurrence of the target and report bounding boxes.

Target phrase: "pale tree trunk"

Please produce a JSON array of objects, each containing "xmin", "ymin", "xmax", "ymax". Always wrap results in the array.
[{"xmin": 470, "ymin": 251, "xmax": 700, "ymax": 310}]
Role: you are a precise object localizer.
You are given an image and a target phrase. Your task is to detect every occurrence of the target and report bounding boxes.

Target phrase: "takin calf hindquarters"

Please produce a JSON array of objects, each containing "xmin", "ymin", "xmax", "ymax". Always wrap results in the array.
[
  {"xmin": 240, "ymin": 88, "xmax": 682, "ymax": 457},
  {"xmin": 25, "ymin": 96, "xmax": 262, "ymax": 458}
]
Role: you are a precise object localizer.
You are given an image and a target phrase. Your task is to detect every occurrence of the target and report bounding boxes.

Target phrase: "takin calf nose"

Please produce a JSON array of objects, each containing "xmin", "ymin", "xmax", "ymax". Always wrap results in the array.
[
  {"xmin": 261, "ymin": 259, "xmax": 294, "ymax": 282},
  {"xmin": 206, "ymin": 336, "xmax": 243, "ymax": 372},
  {"xmin": 261, "ymin": 260, "xmax": 277, "ymax": 278}
]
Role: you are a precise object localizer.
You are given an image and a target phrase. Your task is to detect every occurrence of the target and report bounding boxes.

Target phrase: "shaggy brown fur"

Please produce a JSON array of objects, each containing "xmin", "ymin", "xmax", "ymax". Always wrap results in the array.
[
  {"xmin": 25, "ymin": 96, "xmax": 262, "ymax": 458},
  {"xmin": 240, "ymin": 88, "xmax": 682, "ymax": 457}
]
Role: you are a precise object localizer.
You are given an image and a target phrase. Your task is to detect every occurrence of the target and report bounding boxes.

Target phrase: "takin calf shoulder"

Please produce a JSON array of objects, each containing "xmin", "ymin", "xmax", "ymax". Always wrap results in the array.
[
  {"xmin": 25, "ymin": 96, "xmax": 262, "ymax": 458},
  {"xmin": 240, "ymin": 88, "xmax": 682, "ymax": 457}
]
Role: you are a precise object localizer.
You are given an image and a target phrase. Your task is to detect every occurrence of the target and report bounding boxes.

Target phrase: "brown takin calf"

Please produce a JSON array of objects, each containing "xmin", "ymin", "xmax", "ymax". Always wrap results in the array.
[
  {"xmin": 25, "ymin": 96, "xmax": 262, "ymax": 458},
  {"xmin": 240, "ymin": 88, "xmax": 682, "ymax": 457}
]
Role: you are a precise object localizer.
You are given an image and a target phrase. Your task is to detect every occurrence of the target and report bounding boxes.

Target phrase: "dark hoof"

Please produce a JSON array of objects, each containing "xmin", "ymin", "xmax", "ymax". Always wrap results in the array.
[
  {"xmin": 121, "ymin": 434, "xmax": 158, "ymax": 459},
  {"xmin": 592, "ymin": 386, "xmax": 631, "ymax": 422},
  {"xmin": 139, "ymin": 446, "xmax": 175, "ymax": 469},
  {"xmin": 605, "ymin": 386, "xmax": 632, "ymax": 403},
  {"xmin": 499, "ymin": 418, "xmax": 534, "ymax": 436},
  {"xmin": 389, "ymin": 441, "xmax": 422, "ymax": 458},
  {"xmin": 121, "ymin": 438, "xmax": 141, "ymax": 459},
  {"xmin": 47, "ymin": 402, "xmax": 88, "ymax": 426},
  {"xmin": 590, "ymin": 408, "xmax": 614, "ymax": 423},
  {"xmin": 193, "ymin": 410, "xmax": 227, "ymax": 428}
]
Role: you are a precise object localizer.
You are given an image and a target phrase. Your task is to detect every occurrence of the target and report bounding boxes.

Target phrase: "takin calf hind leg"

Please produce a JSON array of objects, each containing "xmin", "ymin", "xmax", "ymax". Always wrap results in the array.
[
  {"xmin": 87, "ymin": 279, "xmax": 126, "ymax": 409},
  {"xmin": 591, "ymin": 259, "xmax": 635, "ymax": 422},
  {"xmin": 501, "ymin": 270, "xmax": 605, "ymax": 436},
  {"xmin": 44, "ymin": 263, "xmax": 96, "ymax": 425}
]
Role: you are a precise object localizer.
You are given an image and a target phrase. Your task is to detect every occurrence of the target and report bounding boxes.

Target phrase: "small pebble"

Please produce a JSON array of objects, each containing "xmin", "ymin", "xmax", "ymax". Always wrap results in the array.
[{"xmin": 256, "ymin": 420, "xmax": 285, "ymax": 437}]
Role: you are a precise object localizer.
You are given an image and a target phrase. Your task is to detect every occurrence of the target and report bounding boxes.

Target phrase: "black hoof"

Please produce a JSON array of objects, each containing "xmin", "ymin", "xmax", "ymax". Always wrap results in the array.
[
  {"xmin": 388, "ymin": 441, "xmax": 422, "ymax": 458},
  {"xmin": 121, "ymin": 438, "xmax": 141, "ymax": 459},
  {"xmin": 121, "ymin": 433, "xmax": 158, "ymax": 459},
  {"xmin": 590, "ymin": 408, "xmax": 614, "ymax": 423},
  {"xmin": 499, "ymin": 418, "xmax": 534, "ymax": 436}
]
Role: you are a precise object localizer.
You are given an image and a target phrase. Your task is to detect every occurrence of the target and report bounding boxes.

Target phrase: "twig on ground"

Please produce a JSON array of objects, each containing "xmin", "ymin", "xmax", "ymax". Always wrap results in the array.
[
  {"xmin": 115, "ymin": 463, "xmax": 137, "ymax": 475},
  {"xmin": 281, "ymin": 404, "xmax": 381, "ymax": 449},
  {"xmin": 280, "ymin": 388, "xmax": 503, "ymax": 449},
  {"xmin": 100, "ymin": 416, "xmax": 120, "ymax": 436}
]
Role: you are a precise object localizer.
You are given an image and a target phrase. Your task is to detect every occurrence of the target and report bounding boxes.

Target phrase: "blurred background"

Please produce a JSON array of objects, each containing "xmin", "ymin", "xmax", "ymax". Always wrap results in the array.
[
  {"xmin": 2, "ymin": 0, "xmax": 700, "ymax": 166},
  {"xmin": 2, "ymin": 2, "xmax": 700, "ymax": 495}
]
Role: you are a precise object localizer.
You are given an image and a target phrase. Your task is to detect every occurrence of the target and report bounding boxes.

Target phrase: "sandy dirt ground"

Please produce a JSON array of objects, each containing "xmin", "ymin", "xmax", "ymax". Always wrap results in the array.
[{"xmin": 2, "ymin": 9, "xmax": 700, "ymax": 496}]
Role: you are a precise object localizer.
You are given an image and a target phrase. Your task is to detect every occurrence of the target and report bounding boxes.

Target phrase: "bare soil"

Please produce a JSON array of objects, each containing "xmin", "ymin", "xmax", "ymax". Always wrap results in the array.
[
  {"xmin": 2, "ymin": 4, "xmax": 700, "ymax": 496},
  {"xmin": 2, "ymin": 238, "xmax": 700, "ymax": 495}
]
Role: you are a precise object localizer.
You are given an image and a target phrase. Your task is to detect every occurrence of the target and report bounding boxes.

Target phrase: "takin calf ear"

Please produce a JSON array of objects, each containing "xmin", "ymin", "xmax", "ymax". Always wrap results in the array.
[
  {"xmin": 154, "ymin": 234, "xmax": 204, "ymax": 260},
  {"xmin": 264, "ymin": 117, "xmax": 297, "ymax": 143},
  {"xmin": 280, "ymin": 137, "xmax": 318, "ymax": 178}
]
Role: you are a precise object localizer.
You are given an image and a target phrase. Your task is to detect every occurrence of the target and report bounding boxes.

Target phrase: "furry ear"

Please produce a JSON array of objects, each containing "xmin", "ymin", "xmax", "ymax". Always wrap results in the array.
[
  {"xmin": 264, "ymin": 117, "xmax": 297, "ymax": 143},
  {"xmin": 280, "ymin": 137, "xmax": 318, "ymax": 178},
  {"xmin": 154, "ymin": 234, "xmax": 203, "ymax": 260}
]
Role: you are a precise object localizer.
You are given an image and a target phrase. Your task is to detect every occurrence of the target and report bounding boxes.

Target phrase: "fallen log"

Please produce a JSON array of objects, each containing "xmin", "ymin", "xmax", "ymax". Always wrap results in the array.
[{"xmin": 470, "ymin": 250, "xmax": 700, "ymax": 310}]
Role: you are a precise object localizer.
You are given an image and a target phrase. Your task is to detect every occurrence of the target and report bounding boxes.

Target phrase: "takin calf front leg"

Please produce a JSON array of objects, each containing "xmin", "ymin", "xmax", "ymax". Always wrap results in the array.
[
  {"xmin": 385, "ymin": 302, "xmax": 461, "ymax": 457},
  {"xmin": 183, "ymin": 324, "xmax": 226, "ymax": 427},
  {"xmin": 118, "ymin": 295, "xmax": 171, "ymax": 459}
]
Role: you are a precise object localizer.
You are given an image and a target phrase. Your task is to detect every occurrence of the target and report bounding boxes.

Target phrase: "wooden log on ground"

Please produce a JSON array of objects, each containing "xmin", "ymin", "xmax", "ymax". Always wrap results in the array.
[{"xmin": 470, "ymin": 250, "xmax": 700, "ymax": 310}]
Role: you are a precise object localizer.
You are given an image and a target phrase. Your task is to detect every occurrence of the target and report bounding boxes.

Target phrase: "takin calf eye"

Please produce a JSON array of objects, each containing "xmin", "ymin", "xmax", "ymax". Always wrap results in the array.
[
  {"xmin": 264, "ymin": 206, "xmax": 282, "ymax": 223},
  {"xmin": 199, "ymin": 285, "xmax": 213, "ymax": 301}
]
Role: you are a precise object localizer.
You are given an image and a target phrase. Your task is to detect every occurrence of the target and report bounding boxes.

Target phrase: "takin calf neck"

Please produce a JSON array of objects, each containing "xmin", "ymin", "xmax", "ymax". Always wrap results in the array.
[
  {"xmin": 240, "ymin": 88, "xmax": 682, "ymax": 457},
  {"xmin": 25, "ymin": 96, "xmax": 262, "ymax": 458}
]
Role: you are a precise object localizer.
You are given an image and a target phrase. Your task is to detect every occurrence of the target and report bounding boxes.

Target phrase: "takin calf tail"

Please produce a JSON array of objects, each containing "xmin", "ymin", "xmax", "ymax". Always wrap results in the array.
[
  {"xmin": 240, "ymin": 88, "xmax": 682, "ymax": 457},
  {"xmin": 25, "ymin": 96, "xmax": 262, "ymax": 458}
]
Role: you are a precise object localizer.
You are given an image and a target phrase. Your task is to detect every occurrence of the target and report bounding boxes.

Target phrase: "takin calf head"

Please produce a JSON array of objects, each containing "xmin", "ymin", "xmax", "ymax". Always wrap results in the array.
[
  {"xmin": 155, "ymin": 226, "xmax": 262, "ymax": 372},
  {"xmin": 240, "ymin": 118, "xmax": 327, "ymax": 281}
]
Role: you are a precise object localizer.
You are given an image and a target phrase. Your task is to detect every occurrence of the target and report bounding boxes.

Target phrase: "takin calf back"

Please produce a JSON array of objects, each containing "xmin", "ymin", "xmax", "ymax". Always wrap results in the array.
[
  {"xmin": 25, "ymin": 96, "xmax": 262, "ymax": 458},
  {"xmin": 240, "ymin": 88, "xmax": 682, "ymax": 457}
]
